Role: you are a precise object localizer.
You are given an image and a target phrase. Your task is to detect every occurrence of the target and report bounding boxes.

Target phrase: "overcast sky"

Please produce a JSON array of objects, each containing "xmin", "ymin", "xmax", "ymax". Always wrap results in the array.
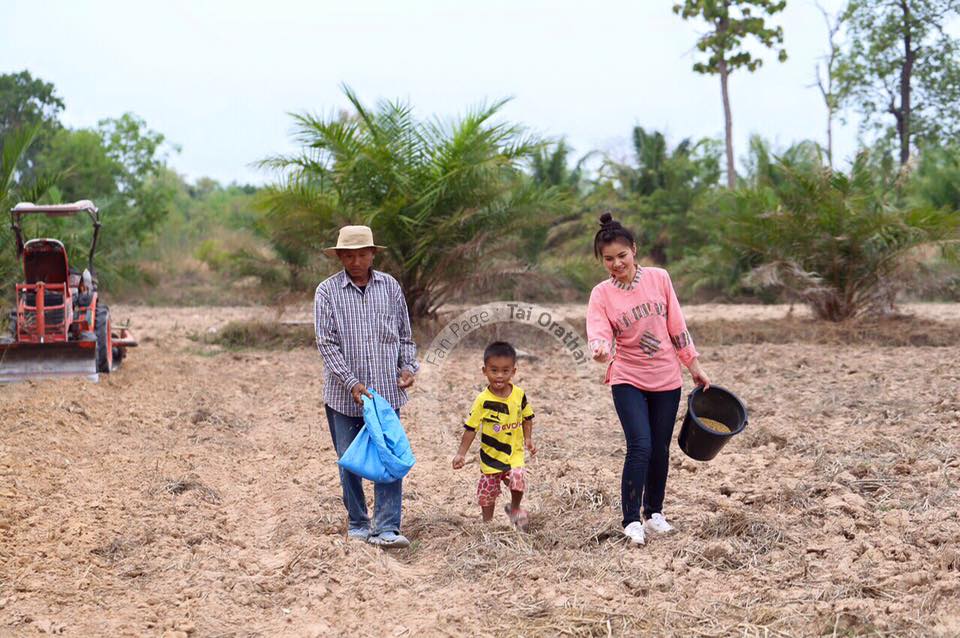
[{"xmin": 3, "ymin": 0, "xmax": 855, "ymax": 185}]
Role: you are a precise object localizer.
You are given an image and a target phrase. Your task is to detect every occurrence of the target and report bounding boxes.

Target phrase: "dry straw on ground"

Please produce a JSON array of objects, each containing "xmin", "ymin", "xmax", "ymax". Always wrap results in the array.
[{"xmin": 0, "ymin": 303, "xmax": 958, "ymax": 636}]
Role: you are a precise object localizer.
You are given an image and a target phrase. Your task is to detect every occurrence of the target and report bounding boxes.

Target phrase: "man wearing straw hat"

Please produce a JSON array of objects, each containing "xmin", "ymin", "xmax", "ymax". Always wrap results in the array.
[{"xmin": 314, "ymin": 225, "xmax": 419, "ymax": 548}]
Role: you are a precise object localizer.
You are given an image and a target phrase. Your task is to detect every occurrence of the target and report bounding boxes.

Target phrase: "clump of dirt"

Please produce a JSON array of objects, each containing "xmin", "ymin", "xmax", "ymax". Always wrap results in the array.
[
  {"xmin": 679, "ymin": 510, "xmax": 793, "ymax": 571},
  {"xmin": 158, "ymin": 477, "xmax": 222, "ymax": 504}
]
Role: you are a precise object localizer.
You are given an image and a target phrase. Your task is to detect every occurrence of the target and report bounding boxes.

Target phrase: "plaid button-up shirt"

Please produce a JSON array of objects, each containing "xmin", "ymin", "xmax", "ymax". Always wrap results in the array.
[{"xmin": 314, "ymin": 269, "xmax": 419, "ymax": 417}]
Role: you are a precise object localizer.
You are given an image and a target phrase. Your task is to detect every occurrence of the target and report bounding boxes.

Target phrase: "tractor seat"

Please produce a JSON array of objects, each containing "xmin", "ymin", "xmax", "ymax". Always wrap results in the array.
[{"xmin": 22, "ymin": 238, "xmax": 69, "ymax": 285}]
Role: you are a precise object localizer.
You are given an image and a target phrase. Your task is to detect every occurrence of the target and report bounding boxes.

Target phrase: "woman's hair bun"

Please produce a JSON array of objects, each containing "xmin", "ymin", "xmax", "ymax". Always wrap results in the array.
[{"xmin": 593, "ymin": 210, "xmax": 635, "ymax": 259}]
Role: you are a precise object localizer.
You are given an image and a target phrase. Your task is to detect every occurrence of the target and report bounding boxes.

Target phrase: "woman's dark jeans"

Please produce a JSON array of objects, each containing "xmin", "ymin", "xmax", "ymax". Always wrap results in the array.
[{"xmin": 611, "ymin": 384, "xmax": 681, "ymax": 528}]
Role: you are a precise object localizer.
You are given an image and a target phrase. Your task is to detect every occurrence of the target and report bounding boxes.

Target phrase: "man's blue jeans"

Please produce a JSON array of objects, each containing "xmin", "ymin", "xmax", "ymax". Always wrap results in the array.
[{"xmin": 325, "ymin": 404, "xmax": 403, "ymax": 535}]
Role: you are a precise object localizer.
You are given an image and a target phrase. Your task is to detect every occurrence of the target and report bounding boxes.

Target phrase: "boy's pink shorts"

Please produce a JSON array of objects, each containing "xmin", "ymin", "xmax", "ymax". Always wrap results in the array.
[{"xmin": 477, "ymin": 468, "xmax": 526, "ymax": 506}]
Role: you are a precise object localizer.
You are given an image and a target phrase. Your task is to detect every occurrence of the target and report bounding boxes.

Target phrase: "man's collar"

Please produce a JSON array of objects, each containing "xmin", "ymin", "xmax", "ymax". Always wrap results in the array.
[{"xmin": 339, "ymin": 268, "xmax": 383, "ymax": 288}]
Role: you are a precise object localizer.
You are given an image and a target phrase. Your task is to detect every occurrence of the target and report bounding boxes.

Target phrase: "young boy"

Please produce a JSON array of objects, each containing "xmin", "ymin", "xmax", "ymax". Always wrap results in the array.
[{"xmin": 452, "ymin": 341, "xmax": 537, "ymax": 529}]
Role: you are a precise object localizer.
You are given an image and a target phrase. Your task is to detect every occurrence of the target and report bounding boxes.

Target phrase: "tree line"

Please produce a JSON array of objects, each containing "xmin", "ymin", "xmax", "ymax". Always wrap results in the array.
[{"xmin": 2, "ymin": 1, "xmax": 959, "ymax": 321}]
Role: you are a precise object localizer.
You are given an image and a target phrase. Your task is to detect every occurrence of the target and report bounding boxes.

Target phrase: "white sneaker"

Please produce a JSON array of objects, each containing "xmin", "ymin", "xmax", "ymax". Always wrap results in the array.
[
  {"xmin": 623, "ymin": 521, "xmax": 646, "ymax": 545},
  {"xmin": 644, "ymin": 513, "xmax": 674, "ymax": 534}
]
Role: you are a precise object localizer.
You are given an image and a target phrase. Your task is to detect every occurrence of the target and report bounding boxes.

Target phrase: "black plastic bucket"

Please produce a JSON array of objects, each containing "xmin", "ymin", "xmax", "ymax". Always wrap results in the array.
[{"xmin": 678, "ymin": 385, "xmax": 748, "ymax": 461}]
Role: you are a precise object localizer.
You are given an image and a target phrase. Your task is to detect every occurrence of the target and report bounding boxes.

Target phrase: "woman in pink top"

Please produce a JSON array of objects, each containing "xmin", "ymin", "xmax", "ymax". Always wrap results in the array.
[{"xmin": 586, "ymin": 213, "xmax": 711, "ymax": 546}]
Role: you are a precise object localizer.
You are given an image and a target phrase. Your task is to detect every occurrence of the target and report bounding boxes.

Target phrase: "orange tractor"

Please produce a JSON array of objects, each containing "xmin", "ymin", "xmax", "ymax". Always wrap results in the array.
[{"xmin": 0, "ymin": 200, "xmax": 136, "ymax": 382}]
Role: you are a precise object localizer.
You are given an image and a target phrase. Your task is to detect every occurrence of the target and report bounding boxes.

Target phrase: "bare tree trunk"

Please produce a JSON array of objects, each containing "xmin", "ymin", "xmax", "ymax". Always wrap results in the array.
[
  {"xmin": 815, "ymin": 63, "xmax": 835, "ymax": 167},
  {"xmin": 815, "ymin": 2, "xmax": 843, "ymax": 169},
  {"xmin": 818, "ymin": 64, "xmax": 835, "ymax": 167},
  {"xmin": 287, "ymin": 263, "xmax": 302, "ymax": 291},
  {"xmin": 899, "ymin": 0, "xmax": 913, "ymax": 166},
  {"xmin": 827, "ymin": 115, "xmax": 834, "ymax": 168},
  {"xmin": 719, "ymin": 59, "xmax": 736, "ymax": 188}
]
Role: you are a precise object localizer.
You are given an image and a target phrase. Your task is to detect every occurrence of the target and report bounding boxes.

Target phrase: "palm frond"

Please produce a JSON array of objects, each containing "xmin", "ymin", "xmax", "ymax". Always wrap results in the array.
[
  {"xmin": 1, "ymin": 122, "xmax": 42, "ymax": 206},
  {"xmin": 254, "ymin": 87, "xmax": 553, "ymax": 317}
]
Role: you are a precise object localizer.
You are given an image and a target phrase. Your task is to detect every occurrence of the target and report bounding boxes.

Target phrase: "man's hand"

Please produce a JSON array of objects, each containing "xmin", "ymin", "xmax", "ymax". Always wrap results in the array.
[
  {"xmin": 452, "ymin": 453, "xmax": 466, "ymax": 470},
  {"xmin": 398, "ymin": 369, "xmax": 415, "ymax": 389},
  {"xmin": 525, "ymin": 438, "xmax": 538, "ymax": 457},
  {"xmin": 350, "ymin": 383, "xmax": 373, "ymax": 406}
]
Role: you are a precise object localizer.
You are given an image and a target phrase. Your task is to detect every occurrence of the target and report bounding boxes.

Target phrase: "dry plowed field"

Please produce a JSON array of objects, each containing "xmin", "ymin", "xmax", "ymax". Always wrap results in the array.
[{"xmin": 2, "ymin": 304, "xmax": 959, "ymax": 637}]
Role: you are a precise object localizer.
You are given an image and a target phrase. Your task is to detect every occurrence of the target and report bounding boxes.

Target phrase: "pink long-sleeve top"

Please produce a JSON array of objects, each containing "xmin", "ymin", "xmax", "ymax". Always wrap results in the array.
[{"xmin": 586, "ymin": 267, "xmax": 699, "ymax": 392}]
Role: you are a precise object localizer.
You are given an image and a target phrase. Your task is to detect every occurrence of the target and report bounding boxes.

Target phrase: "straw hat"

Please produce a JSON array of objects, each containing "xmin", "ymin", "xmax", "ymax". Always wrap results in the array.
[{"xmin": 323, "ymin": 225, "xmax": 386, "ymax": 257}]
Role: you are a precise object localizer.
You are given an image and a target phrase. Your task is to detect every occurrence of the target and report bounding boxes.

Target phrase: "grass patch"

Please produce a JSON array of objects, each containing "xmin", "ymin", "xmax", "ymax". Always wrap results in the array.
[
  {"xmin": 688, "ymin": 316, "xmax": 960, "ymax": 347},
  {"xmin": 203, "ymin": 313, "xmax": 960, "ymax": 352},
  {"xmin": 158, "ymin": 477, "xmax": 222, "ymax": 504},
  {"xmin": 205, "ymin": 320, "xmax": 314, "ymax": 350}
]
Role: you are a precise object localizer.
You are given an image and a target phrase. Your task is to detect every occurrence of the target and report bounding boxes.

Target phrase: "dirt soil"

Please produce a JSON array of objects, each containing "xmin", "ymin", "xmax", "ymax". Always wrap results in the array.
[{"xmin": 1, "ymin": 303, "xmax": 959, "ymax": 637}]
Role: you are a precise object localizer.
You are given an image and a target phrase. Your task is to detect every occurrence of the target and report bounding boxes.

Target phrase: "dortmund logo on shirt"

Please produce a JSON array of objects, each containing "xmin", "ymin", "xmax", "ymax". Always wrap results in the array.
[{"xmin": 464, "ymin": 385, "xmax": 535, "ymax": 474}]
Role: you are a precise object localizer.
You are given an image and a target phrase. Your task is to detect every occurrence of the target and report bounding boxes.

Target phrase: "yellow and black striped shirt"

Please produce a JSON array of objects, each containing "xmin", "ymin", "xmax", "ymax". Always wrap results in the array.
[{"xmin": 464, "ymin": 385, "xmax": 535, "ymax": 474}]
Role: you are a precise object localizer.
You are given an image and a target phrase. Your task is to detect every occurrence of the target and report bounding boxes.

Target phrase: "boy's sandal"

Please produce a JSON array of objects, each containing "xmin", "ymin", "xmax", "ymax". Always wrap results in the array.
[{"xmin": 503, "ymin": 504, "xmax": 530, "ymax": 532}]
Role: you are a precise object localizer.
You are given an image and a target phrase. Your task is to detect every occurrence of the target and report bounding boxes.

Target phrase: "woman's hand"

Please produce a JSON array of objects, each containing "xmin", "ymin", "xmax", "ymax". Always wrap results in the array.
[
  {"xmin": 688, "ymin": 358, "xmax": 711, "ymax": 390},
  {"xmin": 590, "ymin": 339, "xmax": 611, "ymax": 363}
]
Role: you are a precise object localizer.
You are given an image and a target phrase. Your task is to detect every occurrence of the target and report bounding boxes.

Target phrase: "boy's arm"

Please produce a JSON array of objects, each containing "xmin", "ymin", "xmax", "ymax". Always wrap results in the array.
[
  {"xmin": 452, "ymin": 427, "xmax": 477, "ymax": 469},
  {"xmin": 523, "ymin": 418, "xmax": 536, "ymax": 456},
  {"xmin": 520, "ymin": 392, "xmax": 536, "ymax": 456}
]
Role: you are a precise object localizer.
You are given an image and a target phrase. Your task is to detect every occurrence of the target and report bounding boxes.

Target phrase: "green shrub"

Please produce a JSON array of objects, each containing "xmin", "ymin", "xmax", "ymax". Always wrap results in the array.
[{"xmin": 712, "ymin": 151, "xmax": 960, "ymax": 320}]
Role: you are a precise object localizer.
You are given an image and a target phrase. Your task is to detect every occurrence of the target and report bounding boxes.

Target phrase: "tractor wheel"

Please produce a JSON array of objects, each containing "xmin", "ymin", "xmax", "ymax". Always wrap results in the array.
[
  {"xmin": 111, "ymin": 343, "xmax": 125, "ymax": 370},
  {"xmin": 95, "ymin": 305, "xmax": 113, "ymax": 373}
]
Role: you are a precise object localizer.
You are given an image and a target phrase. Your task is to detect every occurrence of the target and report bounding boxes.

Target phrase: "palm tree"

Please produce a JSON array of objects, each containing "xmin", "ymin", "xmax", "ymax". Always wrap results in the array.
[
  {"xmin": 721, "ymin": 151, "xmax": 960, "ymax": 320},
  {"xmin": 601, "ymin": 127, "xmax": 721, "ymax": 264},
  {"xmin": 258, "ymin": 86, "xmax": 555, "ymax": 319},
  {"xmin": 530, "ymin": 139, "xmax": 595, "ymax": 192},
  {"xmin": 1, "ymin": 122, "xmax": 41, "ymax": 208},
  {"xmin": 1, "ymin": 122, "xmax": 60, "ymax": 287}
]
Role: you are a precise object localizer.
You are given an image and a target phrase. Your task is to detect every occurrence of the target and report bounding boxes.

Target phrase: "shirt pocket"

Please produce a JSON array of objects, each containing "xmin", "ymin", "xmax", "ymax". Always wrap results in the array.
[{"xmin": 375, "ymin": 312, "xmax": 399, "ymax": 344}]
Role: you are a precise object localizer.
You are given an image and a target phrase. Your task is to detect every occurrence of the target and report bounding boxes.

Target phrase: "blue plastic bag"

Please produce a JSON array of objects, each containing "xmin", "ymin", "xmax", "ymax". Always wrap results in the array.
[{"xmin": 337, "ymin": 388, "xmax": 415, "ymax": 483}]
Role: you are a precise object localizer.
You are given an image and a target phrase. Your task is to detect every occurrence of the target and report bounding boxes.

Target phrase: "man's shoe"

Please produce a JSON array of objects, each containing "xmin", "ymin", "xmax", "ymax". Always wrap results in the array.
[
  {"xmin": 347, "ymin": 528, "xmax": 371, "ymax": 541},
  {"xmin": 623, "ymin": 521, "xmax": 646, "ymax": 545},
  {"xmin": 644, "ymin": 513, "xmax": 675, "ymax": 535},
  {"xmin": 369, "ymin": 531, "xmax": 410, "ymax": 548}
]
